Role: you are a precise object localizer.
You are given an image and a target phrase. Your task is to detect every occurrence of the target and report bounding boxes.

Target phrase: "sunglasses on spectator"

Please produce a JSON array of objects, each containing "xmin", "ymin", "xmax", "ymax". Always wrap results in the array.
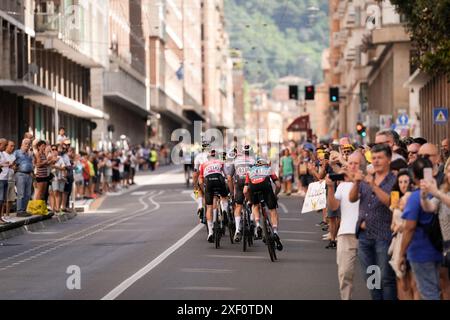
[{"xmin": 408, "ymin": 151, "xmax": 418, "ymax": 155}]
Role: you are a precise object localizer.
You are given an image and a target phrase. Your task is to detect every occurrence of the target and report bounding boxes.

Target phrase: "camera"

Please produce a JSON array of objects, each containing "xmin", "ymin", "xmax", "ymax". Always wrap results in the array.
[{"xmin": 329, "ymin": 173, "xmax": 345, "ymax": 182}]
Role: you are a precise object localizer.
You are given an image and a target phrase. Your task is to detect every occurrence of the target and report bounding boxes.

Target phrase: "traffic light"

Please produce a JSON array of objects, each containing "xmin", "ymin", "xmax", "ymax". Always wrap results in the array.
[
  {"xmin": 329, "ymin": 87, "xmax": 339, "ymax": 102},
  {"xmin": 289, "ymin": 85, "xmax": 299, "ymax": 100},
  {"xmin": 356, "ymin": 122, "xmax": 367, "ymax": 138},
  {"xmin": 305, "ymin": 85, "xmax": 315, "ymax": 100}
]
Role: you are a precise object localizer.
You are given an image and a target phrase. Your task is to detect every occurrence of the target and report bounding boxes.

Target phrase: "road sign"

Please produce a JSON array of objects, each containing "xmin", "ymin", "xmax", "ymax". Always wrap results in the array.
[
  {"xmin": 398, "ymin": 114, "xmax": 409, "ymax": 126},
  {"xmin": 433, "ymin": 108, "xmax": 448, "ymax": 124},
  {"xmin": 379, "ymin": 114, "xmax": 393, "ymax": 130}
]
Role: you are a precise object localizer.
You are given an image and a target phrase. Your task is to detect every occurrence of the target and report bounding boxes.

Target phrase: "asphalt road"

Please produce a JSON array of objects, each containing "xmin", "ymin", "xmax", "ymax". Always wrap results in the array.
[{"xmin": 0, "ymin": 165, "xmax": 370, "ymax": 300}]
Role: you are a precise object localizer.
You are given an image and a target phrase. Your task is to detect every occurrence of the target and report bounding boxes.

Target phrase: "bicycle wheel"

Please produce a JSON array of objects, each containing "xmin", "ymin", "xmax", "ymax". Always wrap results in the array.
[
  {"xmin": 260, "ymin": 212, "xmax": 276, "ymax": 262},
  {"xmin": 214, "ymin": 220, "xmax": 220, "ymax": 249},
  {"xmin": 242, "ymin": 210, "xmax": 247, "ymax": 252}
]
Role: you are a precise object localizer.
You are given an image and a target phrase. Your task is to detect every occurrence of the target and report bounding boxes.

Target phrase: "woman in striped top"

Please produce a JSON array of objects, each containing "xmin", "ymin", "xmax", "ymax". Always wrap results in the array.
[{"xmin": 34, "ymin": 140, "xmax": 50, "ymax": 200}]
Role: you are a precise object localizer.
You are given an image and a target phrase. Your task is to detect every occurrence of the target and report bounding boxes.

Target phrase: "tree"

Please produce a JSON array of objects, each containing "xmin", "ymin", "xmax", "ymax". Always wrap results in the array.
[{"xmin": 387, "ymin": 0, "xmax": 450, "ymax": 77}]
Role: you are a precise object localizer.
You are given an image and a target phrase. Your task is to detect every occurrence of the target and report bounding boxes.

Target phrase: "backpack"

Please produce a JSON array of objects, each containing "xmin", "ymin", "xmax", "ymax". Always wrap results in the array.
[{"xmin": 418, "ymin": 213, "xmax": 443, "ymax": 253}]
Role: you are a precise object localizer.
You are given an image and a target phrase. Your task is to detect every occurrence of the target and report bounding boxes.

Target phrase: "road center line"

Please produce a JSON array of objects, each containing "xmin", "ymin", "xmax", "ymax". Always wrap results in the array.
[
  {"xmin": 101, "ymin": 223, "xmax": 204, "ymax": 300},
  {"xmin": 279, "ymin": 202, "xmax": 289, "ymax": 214}
]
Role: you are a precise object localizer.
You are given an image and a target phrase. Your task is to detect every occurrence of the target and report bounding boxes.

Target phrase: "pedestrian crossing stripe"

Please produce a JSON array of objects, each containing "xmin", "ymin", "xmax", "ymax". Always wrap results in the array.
[{"xmin": 436, "ymin": 111, "xmax": 447, "ymax": 122}]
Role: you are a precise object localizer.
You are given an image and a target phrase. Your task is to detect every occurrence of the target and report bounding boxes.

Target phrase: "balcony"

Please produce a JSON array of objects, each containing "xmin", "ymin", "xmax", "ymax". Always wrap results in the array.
[
  {"xmin": 103, "ymin": 69, "xmax": 148, "ymax": 117},
  {"xmin": 372, "ymin": 24, "xmax": 410, "ymax": 45},
  {"xmin": 34, "ymin": 12, "xmax": 106, "ymax": 68}
]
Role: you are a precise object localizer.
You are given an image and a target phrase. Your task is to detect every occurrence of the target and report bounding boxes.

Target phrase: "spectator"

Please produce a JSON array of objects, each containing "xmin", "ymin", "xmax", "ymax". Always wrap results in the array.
[
  {"xmin": 419, "ymin": 158, "xmax": 450, "ymax": 299},
  {"xmin": 441, "ymin": 139, "xmax": 449, "ymax": 164},
  {"xmin": 375, "ymin": 130, "xmax": 405, "ymax": 162},
  {"xmin": 419, "ymin": 143, "xmax": 444, "ymax": 187},
  {"xmin": 1, "ymin": 141, "xmax": 16, "ymax": 222},
  {"xmin": 407, "ymin": 143, "xmax": 421, "ymax": 166},
  {"xmin": 62, "ymin": 145, "xmax": 74, "ymax": 212},
  {"xmin": 33, "ymin": 140, "xmax": 51, "ymax": 201},
  {"xmin": 399, "ymin": 157, "xmax": 443, "ymax": 300},
  {"xmin": 112, "ymin": 153, "xmax": 121, "ymax": 192},
  {"xmin": 390, "ymin": 158, "xmax": 408, "ymax": 176},
  {"xmin": 297, "ymin": 144, "xmax": 315, "ymax": 197},
  {"xmin": 56, "ymin": 127, "xmax": 67, "ymax": 145},
  {"xmin": 49, "ymin": 145, "xmax": 66, "ymax": 214},
  {"xmin": 73, "ymin": 154, "xmax": 84, "ymax": 200},
  {"xmin": 326, "ymin": 152, "xmax": 364, "ymax": 299},
  {"xmin": 129, "ymin": 151, "xmax": 137, "ymax": 185},
  {"xmin": 104, "ymin": 153, "xmax": 113, "ymax": 193},
  {"xmin": 389, "ymin": 169, "xmax": 419, "ymax": 300},
  {"xmin": 150, "ymin": 146, "xmax": 158, "ymax": 171},
  {"xmin": 350, "ymin": 143, "xmax": 397, "ymax": 300},
  {"xmin": 280, "ymin": 149, "xmax": 294, "ymax": 196},
  {"xmin": 14, "ymin": 139, "xmax": 33, "ymax": 217},
  {"xmin": 87, "ymin": 154, "xmax": 96, "ymax": 198}
]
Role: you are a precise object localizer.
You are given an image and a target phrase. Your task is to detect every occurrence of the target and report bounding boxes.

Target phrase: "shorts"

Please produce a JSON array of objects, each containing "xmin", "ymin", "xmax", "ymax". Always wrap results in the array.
[
  {"xmin": 0, "ymin": 180, "xmax": 8, "ymax": 202},
  {"xmin": 283, "ymin": 174, "xmax": 294, "ymax": 182},
  {"xmin": 36, "ymin": 176, "xmax": 49, "ymax": 183},
  {"xmin": 300, "ymin": 174, "xmax": 314, "ymax": 188},
  {"xmin": 248, "ymin": 177, "xmax": 278, "ymax": 210},
  {"xmin": 184, "ymin": 163, "xmax": 192, "ymax": 171},
  {"xmin": 204, "ymin": 174, "xmax": 228, "ymax": 205},
  {"xmin": 83, "ymin": 179, "xmax": 90, "ymax": 187},
  {"xmin": 51, "ymin": 180, "xmax": 65, "ymax": 192},
  {"xmin": 7, "ymin": 181, "xmax": 16, "ymax": 202},
  {"xmin": 327, "ymin": 208, "xmax": 341, "ymax": 218},
  {"xmin": 234, "ymin": 178, "xmax": 246, "ymax": 205}
]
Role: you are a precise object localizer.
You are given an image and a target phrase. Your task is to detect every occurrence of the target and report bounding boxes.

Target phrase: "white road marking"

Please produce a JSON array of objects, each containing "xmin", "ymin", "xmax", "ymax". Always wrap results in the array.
[
  {"xmin": 182, "ymin": 190, "xmax": 193, "ymax": 194},
  {"xmin": 101, "ymin": 223, "xmax": 204, "ymax": 300},
  {"xmin": 280, "ymin": 218, "xmax": 303, "ymax": 221},
  {"xmin": 130, "ymin": 191, "xmax": 148, "ymax": 196},
  {"xmin": 0, "ymin": 191, "xmax": 161, "ymax": 271},
  {"xmin": 279, "ymin": 202, "xmax": 289, "ymax": 214},
  {"xmin": 206, "ymin": 255, "xmax": 266, "ymax": 260}
]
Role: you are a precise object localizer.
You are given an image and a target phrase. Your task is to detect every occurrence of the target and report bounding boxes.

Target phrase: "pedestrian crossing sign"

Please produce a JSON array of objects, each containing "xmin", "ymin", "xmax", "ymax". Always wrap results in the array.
[{"xmin": 433, "ymin": 108, "xmax": 448, "ymax": 124}]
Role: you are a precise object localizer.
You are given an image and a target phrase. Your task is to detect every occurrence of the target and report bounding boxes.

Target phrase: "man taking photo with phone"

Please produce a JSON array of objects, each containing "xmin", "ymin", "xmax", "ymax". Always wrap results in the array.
[
  {"xmin": 326, "ymin": 151, "xmax": 365, "ymax": 299},
  {"xmin": 349, "ymin": 143, "xmax": 397, "ymax": 300}
]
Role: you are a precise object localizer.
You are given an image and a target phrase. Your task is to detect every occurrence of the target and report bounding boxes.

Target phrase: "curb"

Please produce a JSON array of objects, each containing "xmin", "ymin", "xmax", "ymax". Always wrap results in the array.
[{"xmin": 0, "ymin": 211, "xmax": 78, "ymax": 241}]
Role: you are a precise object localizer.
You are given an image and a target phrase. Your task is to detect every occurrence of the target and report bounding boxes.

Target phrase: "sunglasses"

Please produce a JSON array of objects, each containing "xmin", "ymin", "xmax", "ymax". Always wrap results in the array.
[{"xmin": 408, "ymin": 151, "xmax": 418, "ymax": 155}]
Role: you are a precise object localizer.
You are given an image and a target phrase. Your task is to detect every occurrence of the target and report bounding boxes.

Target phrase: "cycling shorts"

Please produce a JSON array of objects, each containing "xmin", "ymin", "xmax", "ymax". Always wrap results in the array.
[
  {"xmin": 205, "ymin": 174, "xmax": 228, "ymax": 205},
  {"xmin": 248, "ymin": 177, "xmax": 278, "ymax": 210},
  {"xmin": 234, "ymin": 178, "xmax": 246, "ymax": 205}
]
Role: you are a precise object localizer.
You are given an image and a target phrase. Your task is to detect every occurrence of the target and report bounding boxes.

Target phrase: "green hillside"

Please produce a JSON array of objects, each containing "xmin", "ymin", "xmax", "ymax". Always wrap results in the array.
[{"xmin": 224, "ymin": 0, "xmax": 329, "ymax": 89}]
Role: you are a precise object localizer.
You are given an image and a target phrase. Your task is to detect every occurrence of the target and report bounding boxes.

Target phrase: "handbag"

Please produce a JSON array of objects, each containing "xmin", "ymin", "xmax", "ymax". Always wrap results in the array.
[{"xmin": 26, "ymin": 200, "xmax": 49, "ymax": 215}]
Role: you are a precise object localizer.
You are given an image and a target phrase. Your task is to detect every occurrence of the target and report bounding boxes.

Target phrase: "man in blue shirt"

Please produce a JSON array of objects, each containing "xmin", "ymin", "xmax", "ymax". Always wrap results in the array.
[
  {"xmin": 400, "ymin": 157, "xmax": 443, "ymax": 300},
  {"xmin": 13, "ymin": 139, "xmax": 33, "ymax": 217},
  {"xmin": 350, "ymin": 143, "xmax": 397, "ymax": 300}
]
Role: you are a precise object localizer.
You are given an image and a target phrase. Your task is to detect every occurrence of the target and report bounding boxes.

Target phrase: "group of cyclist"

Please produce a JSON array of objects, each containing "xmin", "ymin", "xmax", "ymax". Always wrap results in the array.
[{"xmin": 191, "ymin": 140, "xmax": 283, "ymax": 252}]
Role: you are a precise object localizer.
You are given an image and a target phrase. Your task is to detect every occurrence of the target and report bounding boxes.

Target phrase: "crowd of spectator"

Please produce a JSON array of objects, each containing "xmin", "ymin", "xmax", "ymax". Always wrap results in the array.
[
  {"xmin": 0, "ymin": 127, "xmax": 172, "ymax": 223},
  {"xmin": 280, "ymin": 130, "xmax": 449, "ymax": 300}
]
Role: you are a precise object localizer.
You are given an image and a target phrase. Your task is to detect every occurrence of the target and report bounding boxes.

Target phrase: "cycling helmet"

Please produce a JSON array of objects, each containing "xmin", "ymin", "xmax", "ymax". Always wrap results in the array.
[
  {"xmin": 241, "ymin": 144, "xmax": 252, "ymax": 154},
  {"xmin": 201, "ymin": 139, "xmax": 210, "ymax": 150},
  {"xmin": 208, "ymin": 148, "xmax": 216, "ymax": 158},
  {"xmin": 256, "ymin": 158, "xmax": 269, "ymax": 166},
  {"xmin": 227, "ymin": 149, "xmax": 237, "ymax": 160}
]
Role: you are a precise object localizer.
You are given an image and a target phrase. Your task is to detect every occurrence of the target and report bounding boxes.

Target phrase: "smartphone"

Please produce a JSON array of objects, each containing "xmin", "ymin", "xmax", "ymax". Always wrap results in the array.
[
  {"xmin": 391, "ymin": 191, "xmax": 400, "ymax": 208},
  {"xmin": 329, "ymin": 173, "xmax": 345, "ymax": 181},
  {"xmin": 423, "ymin": 168, "xmax": 433, "ymax": 181}
]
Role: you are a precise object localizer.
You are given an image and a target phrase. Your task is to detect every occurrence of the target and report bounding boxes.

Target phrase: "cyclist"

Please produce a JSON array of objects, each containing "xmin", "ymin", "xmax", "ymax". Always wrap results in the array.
[
  {"xmin": 229, "ymin": 145, "xmax": 256, "ymax": 242},
  {"xmin": 193, "ymin": 140, "xmax": 210, "ymax": 222},
  {"xmin": 243, "ymin": 157, "xmax": 283, "ymax": 251},
  {"xmin": 181, "ymin": 143, "xmax": 194, "ymax": 187},
  {"xmin": 199, "ymin": 148, "xmax": 230, "ymax": 243}
]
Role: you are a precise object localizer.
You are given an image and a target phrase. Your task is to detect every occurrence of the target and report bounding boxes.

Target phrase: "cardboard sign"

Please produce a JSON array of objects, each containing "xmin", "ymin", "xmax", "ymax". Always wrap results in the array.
[{"xmin": 301, "ymin": 181, "xmax": 327, "ymax": 214}]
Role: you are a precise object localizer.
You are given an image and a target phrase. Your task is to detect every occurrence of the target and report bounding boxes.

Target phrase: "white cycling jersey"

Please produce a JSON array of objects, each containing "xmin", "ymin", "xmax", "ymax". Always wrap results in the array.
[{"xmin": 194, "ymin": 152, "xmax": 209, "ymax": 172}]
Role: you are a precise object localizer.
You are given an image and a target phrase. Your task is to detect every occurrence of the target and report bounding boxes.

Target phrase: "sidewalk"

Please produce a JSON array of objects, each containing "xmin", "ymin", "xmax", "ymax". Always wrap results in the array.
[{"xmin": 0, "ymin": 165, "xmax": 180, "ymax": 240}]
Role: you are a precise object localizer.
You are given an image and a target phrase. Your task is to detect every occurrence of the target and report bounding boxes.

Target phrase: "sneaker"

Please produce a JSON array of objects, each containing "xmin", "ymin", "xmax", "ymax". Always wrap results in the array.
[
  {"xmin": 1, "ymin": 217, "xmax": 12, "ymax": 223},
  {"xmin": 273, "ymin": 233, "xmax": 283, "ymax": 251},
  {"xmin": 16, "ymin": 212, "xmax": 32, "ymax": 218},
  {"xmin": 325, "ymin": 240, "xmax": 337, "ymax": 249},
  {"xmin": 322, "ymin": 225, "xmax": 329, "ymax": 232},
  {"xmin": 207, "ymin": 233, "xmax": 214, "ymax": 243},
  {"xmin": 316, "ymin": 221, "xmax": 327, "ymax": 227},
  {"xmin": 234, "ymin": 231, "xmax": 241, "ymax": 243},
  {"xmin": 255, "ymin": 226, "xmax": 262, "ymax": 240},
  {"xmin": 197, "ymin": 208, "xmax": 204, "ymax": 221}
]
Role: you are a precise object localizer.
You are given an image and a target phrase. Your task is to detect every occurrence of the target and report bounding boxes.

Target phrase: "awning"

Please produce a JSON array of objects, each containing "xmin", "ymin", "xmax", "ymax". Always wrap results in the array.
[{"xmin": 287, "ymin": 115, "xmax": 310, "ymax": 132}]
